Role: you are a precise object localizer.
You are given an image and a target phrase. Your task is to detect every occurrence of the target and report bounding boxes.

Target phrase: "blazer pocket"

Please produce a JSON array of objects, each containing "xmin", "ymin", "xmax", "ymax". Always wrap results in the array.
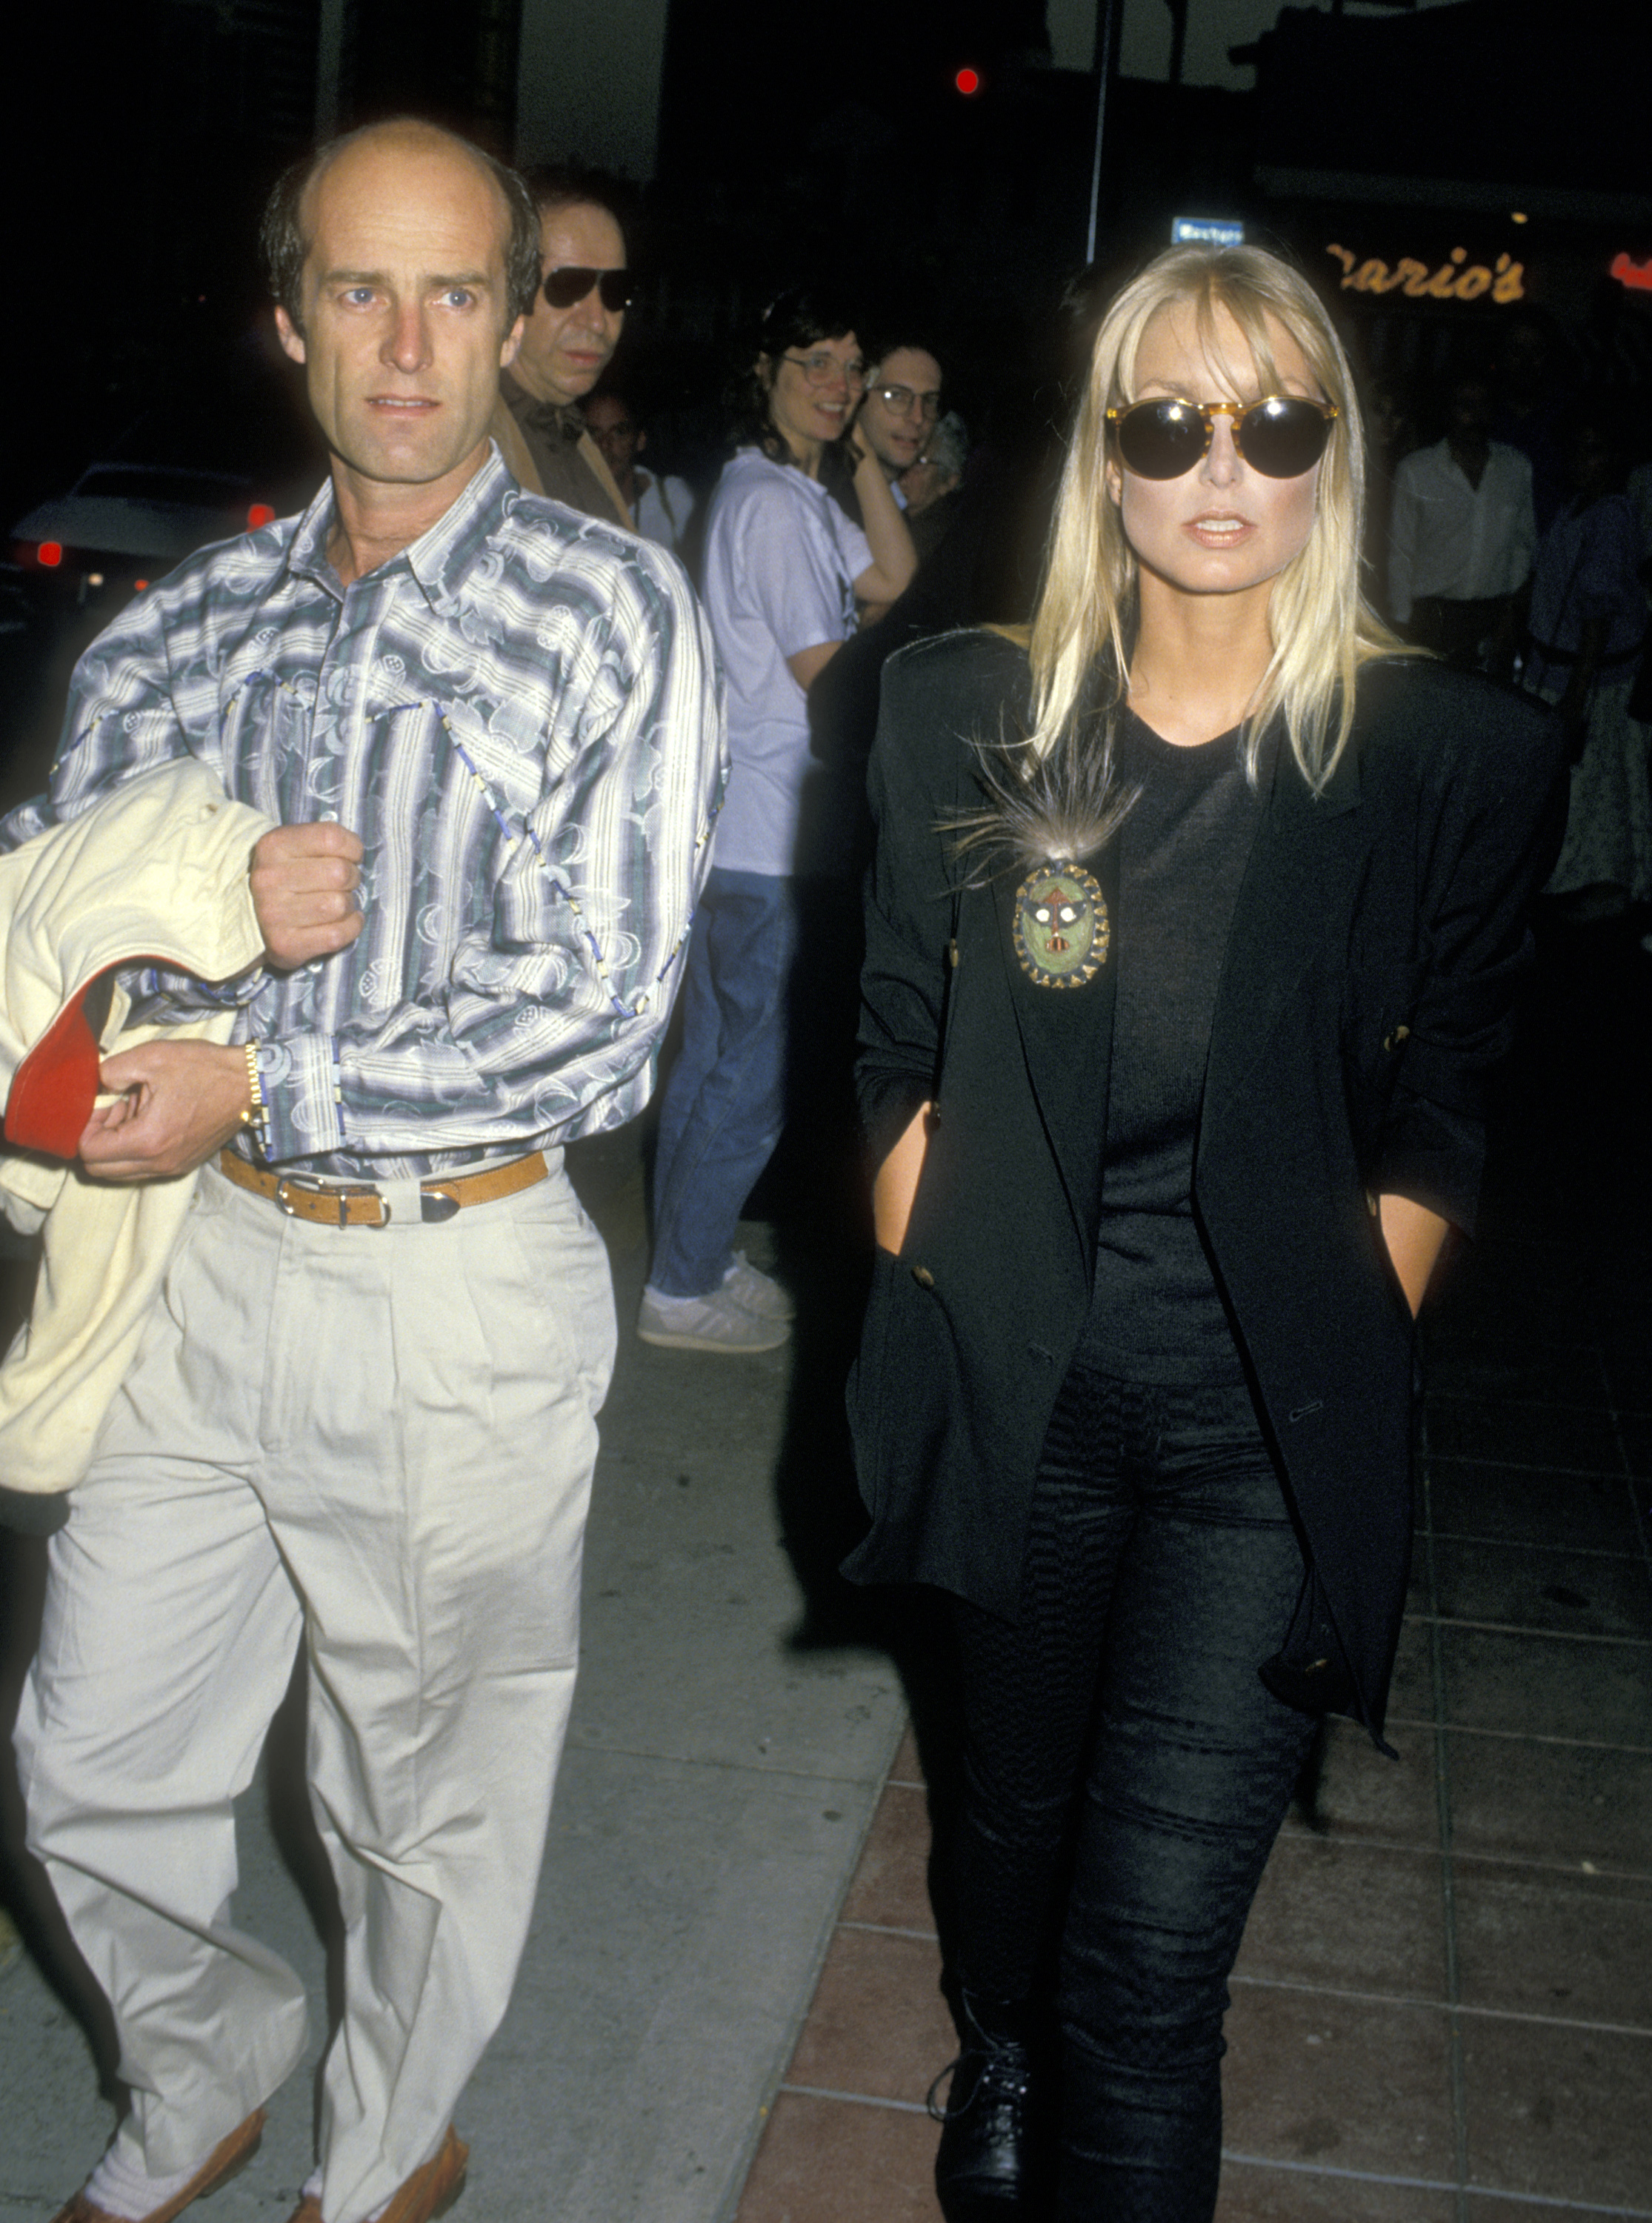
[{"xmin": 845, "ymin": 1246, "xmax": 902, "ymax": 1518}]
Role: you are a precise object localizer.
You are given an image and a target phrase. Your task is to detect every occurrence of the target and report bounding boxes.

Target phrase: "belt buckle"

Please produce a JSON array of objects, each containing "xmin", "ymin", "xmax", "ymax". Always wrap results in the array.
[{"xmin": 273, "ymin": 1174, "xmax": 390, "ymax": 1228}]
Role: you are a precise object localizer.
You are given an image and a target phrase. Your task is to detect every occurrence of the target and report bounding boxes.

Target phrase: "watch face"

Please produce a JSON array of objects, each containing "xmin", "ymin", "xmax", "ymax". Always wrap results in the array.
[{"xmin": 1012, "ymin": 863, "xmax": 1109, "ymax": 989}]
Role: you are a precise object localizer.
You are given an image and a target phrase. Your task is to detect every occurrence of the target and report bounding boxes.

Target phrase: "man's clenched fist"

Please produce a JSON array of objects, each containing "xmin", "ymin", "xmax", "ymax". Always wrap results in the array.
[{"xmin": 250, "ymin": 821, "xmax": 364, "ymax": 971}]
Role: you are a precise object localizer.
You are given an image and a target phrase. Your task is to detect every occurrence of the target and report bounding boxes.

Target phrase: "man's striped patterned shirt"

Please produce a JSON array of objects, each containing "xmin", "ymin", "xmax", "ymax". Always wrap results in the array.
[{"xmin": 1, "ymin": 447, "xmax": 727, "ymax": 1176}]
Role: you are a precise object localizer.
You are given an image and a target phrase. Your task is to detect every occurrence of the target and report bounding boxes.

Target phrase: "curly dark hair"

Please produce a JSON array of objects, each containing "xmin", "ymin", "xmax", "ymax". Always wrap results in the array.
[
  {"xmin": 260, "ymin": 119, "xmax": 542, "ymax": 336},
  {"xmin": 730, "ymin": 282, "xmax": 862, "ymax": 464}
]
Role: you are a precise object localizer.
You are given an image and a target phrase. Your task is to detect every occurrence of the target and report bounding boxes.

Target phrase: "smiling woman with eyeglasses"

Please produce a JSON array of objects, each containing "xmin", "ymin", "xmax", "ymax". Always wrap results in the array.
[
  {"xmin": 637, "ymin": 284, "xmax": 916, "ymax": 1354},
  {"xmin": 843, "ymin": 243, "xmax": 1568, "ymax": 2222}
]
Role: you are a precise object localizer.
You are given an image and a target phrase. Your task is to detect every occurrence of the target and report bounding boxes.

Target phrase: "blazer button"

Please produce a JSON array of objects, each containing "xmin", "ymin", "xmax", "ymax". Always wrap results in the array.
[{"xmin": 910, "ymin": 1264, "xmax": 936, "ymax": 1289}]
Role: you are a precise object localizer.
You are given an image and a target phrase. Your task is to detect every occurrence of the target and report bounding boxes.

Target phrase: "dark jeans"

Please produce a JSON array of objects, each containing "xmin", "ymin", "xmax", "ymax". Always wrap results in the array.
[{"xmin": 950, "ymin": 1362, "xmax": 1317, "ymax": 2221}]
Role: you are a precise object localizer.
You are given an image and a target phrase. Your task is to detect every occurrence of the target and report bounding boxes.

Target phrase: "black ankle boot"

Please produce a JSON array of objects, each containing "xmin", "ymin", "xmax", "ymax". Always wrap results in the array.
[{"xmin": 931, "ymin": 1993, "xmax": 1037, "ymax": 2219}]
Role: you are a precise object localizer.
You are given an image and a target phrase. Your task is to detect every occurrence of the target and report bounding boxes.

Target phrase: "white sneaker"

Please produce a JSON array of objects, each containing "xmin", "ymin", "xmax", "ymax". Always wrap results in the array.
[
  {"xmin": 637, "ymin": 1282, "xmax": 790, "ymax": 1353},
  {"xmin": 722, "ymin": 1249, "xmax": 795, "ymax": 1321}
]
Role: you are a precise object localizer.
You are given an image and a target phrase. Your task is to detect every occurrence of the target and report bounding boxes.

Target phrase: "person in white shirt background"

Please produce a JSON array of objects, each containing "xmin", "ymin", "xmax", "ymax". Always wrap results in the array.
[
  {"xmin": 1388, "ymin": 370, "xmax": 1536, "ymax": 677},
  {"xmin": 582, "ymin": 388, "xmax": 697, "ymax": 556}
]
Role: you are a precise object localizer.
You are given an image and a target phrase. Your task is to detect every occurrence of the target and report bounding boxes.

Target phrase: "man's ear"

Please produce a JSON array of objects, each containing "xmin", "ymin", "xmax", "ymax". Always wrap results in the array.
[
  {"xmin": 500, "ymin": 314, "xmax": 525, "ymax": 370},
  {"xmin": 756, "ymin": 352, "xmax": 773, "ymax": 393},
  {"xmin": 274, "ymin": 305, "xmax": 307, "ymax": 366},
  {"xmin": 635, "ymin": 426, "xmax": 648, "ymax": 455}
]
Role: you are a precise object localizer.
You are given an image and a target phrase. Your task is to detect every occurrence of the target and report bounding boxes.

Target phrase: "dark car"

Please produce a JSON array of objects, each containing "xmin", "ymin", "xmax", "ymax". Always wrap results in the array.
[{"xmin": 8, "ymin": 462, "xmax": 279, "ymax": 610}]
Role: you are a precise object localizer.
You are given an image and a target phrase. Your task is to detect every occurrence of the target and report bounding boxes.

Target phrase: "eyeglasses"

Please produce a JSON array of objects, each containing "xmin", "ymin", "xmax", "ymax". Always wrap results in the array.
[
  {"xmin": 1104, "ymin": 396, "xmax": 1338, "ymax": 480},
  {"xmin": 782, "ymin": 350, "xmax": 867, "ymax": 388},
  {"xmin": 542, "ymin": 266, "xmax": 633, "ymax": 313},
  {"xmin": 870, "ymin": 384, "xmax": 942, "ymax": 419}
]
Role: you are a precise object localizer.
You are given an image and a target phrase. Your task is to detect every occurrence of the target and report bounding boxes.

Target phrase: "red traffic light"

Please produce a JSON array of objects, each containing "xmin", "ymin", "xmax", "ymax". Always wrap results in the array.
[
  {"xmin": 955, "ymin": 66, "xmax": 981, "ymax": 95},
  {"xmin": 37, "ymin": 541, "xmax": 63, "ymax": 568},
  {"xmin": 247, "ymin": 503, "xmax": 276, "ymax": 529}
]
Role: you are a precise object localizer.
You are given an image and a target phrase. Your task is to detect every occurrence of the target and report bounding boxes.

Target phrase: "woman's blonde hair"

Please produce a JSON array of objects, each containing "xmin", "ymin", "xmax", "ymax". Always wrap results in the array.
[{"xmin": 1027, "ymin": 242, "xmax": 1399, "ymax": 795}]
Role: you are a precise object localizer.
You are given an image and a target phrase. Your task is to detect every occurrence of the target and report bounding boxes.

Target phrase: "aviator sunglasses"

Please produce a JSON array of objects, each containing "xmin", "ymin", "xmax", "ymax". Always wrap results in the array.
[
  {"xmin": 1105, "ymin": 395, "xmax": 1338, "ymax": 480},
  {"xmin": 542, "ymin": 265, "xmax": 633, "ymax": 312}
]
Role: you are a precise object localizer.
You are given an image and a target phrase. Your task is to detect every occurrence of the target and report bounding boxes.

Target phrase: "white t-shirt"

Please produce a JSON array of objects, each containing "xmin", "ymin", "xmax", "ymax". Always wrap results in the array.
[
  {"xmin": 702, "ymin": 448, "xmax": 872, "ymax": 876},
  {"xmin": 633, "ymin": 473, "xmax": 695, "ymax": 554}
]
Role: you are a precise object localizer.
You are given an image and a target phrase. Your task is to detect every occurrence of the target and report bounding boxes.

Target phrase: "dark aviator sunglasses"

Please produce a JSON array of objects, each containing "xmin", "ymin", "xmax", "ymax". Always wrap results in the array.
[
  {"xmin": 1105, "ymin": 395, "xmax": 1338, "ymax": 480},
  {"xmin": 542, "ymin": 265, "xmax": 633, "ymax": 313}
]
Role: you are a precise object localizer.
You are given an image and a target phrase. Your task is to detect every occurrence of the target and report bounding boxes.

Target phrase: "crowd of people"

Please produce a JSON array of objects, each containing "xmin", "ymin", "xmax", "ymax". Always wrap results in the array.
[
  {"xmin": 0, "ymin": 120, "xmax": 1631, "ymax": 2223},
  {"xmin": 531, "ymin": 168, "xmax": 1652, "ymax": 1364},
  {"xmin": 1366, "ymin": 340, "xmax": 1652, "ymax": 930}
]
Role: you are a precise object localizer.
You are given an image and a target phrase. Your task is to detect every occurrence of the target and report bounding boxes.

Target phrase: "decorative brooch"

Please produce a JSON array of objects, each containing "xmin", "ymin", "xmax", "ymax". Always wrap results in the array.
[{"xmin": 1012, "ymin": 863, "xmax": 1109, "ymax": 989}]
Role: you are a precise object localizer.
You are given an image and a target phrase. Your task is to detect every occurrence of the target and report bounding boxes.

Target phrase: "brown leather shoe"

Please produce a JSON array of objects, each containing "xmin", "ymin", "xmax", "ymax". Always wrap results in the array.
[
  {"xmin": 51, "ymin": 2110, "xmax": 267, "ymax": 2223},
  {"xmin": 284, "ymin": 2127, "xmax": 468, "ymax": 2223}
]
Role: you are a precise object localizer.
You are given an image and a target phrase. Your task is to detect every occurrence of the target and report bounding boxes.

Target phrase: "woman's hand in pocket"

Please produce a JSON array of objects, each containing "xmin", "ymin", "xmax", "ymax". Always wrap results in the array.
[{"xmin": 872, "ymin": 1103, "xmax": 931, "ymax": 1255}]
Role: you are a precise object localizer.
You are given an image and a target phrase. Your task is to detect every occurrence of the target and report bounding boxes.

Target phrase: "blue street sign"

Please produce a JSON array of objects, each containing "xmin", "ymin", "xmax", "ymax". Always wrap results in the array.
[{"xmin": 1172, "ymin": 217, "xmax": 1245, "ymax": 246}]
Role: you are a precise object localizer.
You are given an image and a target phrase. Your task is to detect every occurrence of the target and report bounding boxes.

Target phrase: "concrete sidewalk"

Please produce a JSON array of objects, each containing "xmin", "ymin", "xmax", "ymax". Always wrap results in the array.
[{"xmin": 0, "ymin": 1225, "xmax": 904, "ymax": 2223}]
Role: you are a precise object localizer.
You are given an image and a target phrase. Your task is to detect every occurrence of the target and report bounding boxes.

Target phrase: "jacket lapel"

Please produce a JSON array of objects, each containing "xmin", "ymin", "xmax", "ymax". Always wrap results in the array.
[{"xmin": 1205, "ymin": 728, "xmax": 1366, "ymax": 1112}]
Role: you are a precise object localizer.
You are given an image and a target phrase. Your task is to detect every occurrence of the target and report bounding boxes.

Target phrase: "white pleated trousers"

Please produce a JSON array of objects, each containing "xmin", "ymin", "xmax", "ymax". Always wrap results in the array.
[{"xmin": 13, "ymin": 1154, "xmax": 615, "ymax": 2223}]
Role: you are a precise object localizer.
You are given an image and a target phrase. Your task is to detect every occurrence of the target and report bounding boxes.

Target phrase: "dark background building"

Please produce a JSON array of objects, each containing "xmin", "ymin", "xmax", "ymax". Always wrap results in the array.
[{"xmin": 5, "ymin": 0, "xmax": 1650, "ymax": 531}]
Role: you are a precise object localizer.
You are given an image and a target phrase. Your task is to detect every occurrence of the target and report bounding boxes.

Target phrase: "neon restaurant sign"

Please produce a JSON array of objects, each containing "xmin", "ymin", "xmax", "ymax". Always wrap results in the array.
[{"xmin": 1325, "ymin": 244, "xmax": 1527, "ymax": 303}]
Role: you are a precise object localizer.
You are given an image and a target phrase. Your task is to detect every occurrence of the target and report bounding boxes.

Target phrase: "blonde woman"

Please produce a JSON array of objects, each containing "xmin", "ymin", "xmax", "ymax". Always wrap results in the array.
[{"xmin": 845, "ymin": 245, "xmax": 1565, "ymax": 2220}]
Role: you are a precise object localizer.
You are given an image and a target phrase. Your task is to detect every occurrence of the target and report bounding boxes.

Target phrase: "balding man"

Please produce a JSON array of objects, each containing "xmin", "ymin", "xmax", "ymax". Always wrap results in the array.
[{"xmin": 10, "ymin": 119, "xmax": 722, "ymax": 2223}]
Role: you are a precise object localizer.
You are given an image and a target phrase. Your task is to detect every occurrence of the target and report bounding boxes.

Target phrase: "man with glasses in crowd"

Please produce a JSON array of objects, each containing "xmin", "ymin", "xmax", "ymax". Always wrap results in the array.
[
  {"xmin": 489, "ymin": 166, "xmax": 659, "ymax": 1248},
  {"xmin": 854, "ymin": 342, "xmax": 945, "ymax": 500},
  {"xmin": 490, "ymin": 165, "xmax": 633, "ymax": 525},
  {"xmin": 843, "ymin": 342, "xmax": 944, "ymax": 617}
]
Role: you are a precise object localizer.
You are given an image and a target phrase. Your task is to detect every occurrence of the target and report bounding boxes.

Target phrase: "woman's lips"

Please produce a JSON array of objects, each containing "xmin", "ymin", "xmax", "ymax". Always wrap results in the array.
[{"xmin": 1184, "ymin": 513, "xmax": 1253, "ymax": 547}]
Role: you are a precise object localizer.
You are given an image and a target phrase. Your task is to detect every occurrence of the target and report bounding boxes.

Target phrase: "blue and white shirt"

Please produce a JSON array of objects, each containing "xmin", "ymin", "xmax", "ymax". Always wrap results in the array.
[{"xmin": 1, "ymin": 446, "xmax": 727, "ymax": 1177}]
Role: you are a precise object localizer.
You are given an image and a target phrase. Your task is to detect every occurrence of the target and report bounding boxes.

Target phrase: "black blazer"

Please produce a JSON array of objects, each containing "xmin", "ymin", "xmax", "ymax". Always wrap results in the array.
[{"xmin": 844, "ymin": 631, "xmax": 1566, "ymax": 1740}]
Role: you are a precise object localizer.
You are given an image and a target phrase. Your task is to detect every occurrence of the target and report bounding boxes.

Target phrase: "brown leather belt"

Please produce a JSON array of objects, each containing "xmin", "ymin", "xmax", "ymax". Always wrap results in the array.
[{"xmin": 216, "ymin": 1148, "xmax": 548, "ymax": 1228}]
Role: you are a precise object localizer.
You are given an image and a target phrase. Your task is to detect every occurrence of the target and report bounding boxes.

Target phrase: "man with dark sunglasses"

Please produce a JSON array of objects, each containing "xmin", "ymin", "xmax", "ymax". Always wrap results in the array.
[{"xmin": 490, "ymin": 165, "xmax": 633, "ymax": 525}]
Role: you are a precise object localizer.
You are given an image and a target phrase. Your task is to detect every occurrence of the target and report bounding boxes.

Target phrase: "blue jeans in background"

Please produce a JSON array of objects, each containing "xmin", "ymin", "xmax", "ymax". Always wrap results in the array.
[{"xmin": 648, "ymin": 868, "xmax": 799, "ymax": 1298}]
